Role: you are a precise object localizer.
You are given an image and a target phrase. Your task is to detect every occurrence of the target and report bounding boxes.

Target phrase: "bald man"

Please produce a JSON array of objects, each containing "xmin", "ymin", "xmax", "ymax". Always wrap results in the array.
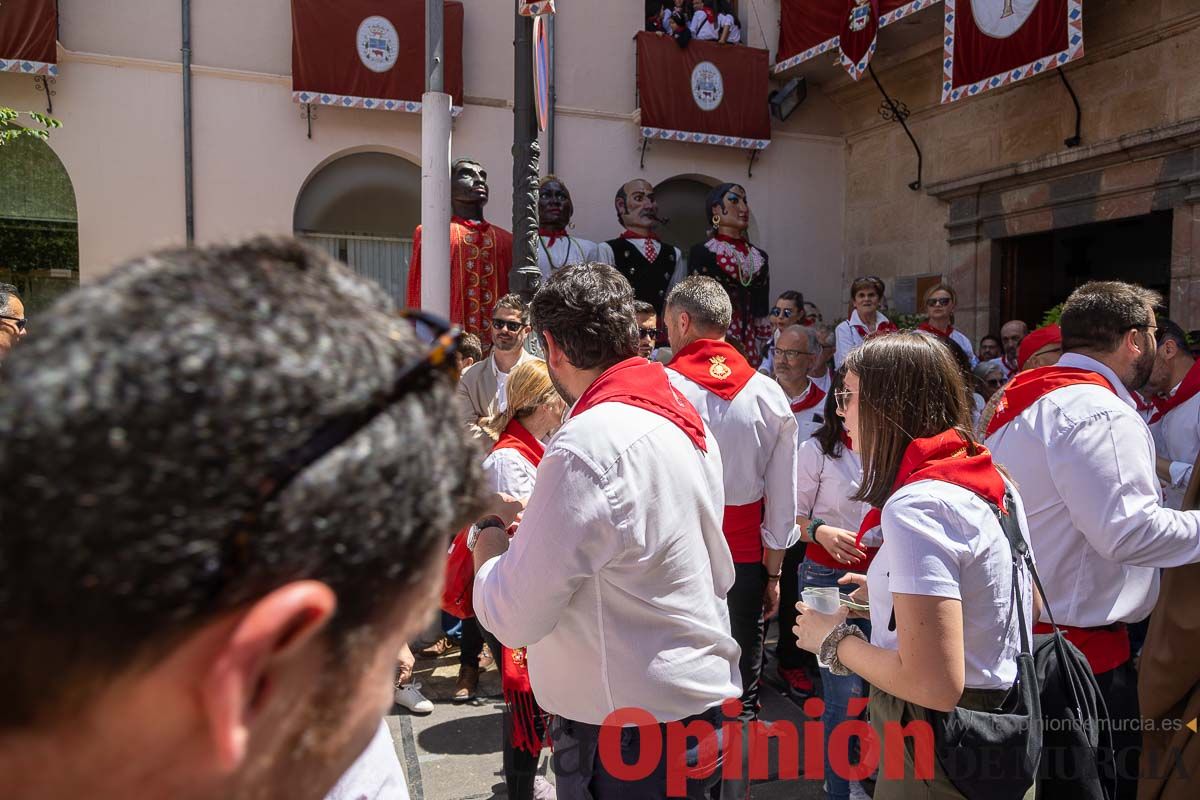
[{"xmin": 597, "ymin": 178, "xmax": 686, "ymax": 316}]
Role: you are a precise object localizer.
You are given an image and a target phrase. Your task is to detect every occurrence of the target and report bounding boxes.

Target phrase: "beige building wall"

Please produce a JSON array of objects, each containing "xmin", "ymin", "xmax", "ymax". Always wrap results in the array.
[
  {"xmin": 828, "ymin": 0, "xmax": 1200, "ymax": 336},
  {"xmin": 0, "ymin": 0, "xmax": 850, "ymax": 316}
]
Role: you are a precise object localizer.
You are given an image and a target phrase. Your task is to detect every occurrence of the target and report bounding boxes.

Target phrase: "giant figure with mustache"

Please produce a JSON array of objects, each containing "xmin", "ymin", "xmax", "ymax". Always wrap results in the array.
[
  {"xmin": 597, "ymin": 178, "xmax": 686, "ymax": 316},
  {"xmin": 406, "ymin": 158, "xmax": 513, "ymax": 338},
  {"xmin": 688, "ymin": 182, "xmax": 772, "ymax": 367}
]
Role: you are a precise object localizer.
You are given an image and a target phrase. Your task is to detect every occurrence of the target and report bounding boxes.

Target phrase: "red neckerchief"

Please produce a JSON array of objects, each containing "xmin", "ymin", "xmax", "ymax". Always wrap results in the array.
[
  {"xmin": 856, "ymin": 430, "xmax": 1006, "ymax": 547},
  {"xmin": 1149, "ymin": 361, "xmax": 1200, "ymax": 424},
  {"xmin": 703, "ymin": 7, "xmax": 717, "ymax": 25},
  {"xmin": 619, "ymin": 229, "xmax": 659, "ymax": 241},
  {"xmin": 572, "ymin": 357, "xmax": 707, "ymax": 451},
  {"xmin": 493, "ymin": 418, "xmax": 548, "ymax": 754},
  {"xmin": 789, "ymin": 382, "xmax": 826, "ymax": 413},
  {"xmin": 713, "ymin": 232, "xmax": 749, "ymax": 252},
  {"xmin": 493, "ymin": 419, "xmax": 544, "ymax": 468},
  {"xmin": 452, "ymin": 215, "xmax": 491, "ymax": 233},
  {"xmin": 917, "ymin": 322, "xmax": 954, "ymax": 339},
  {"xmin": 538, "ymin": 227, "xmax": 565, "ymax": 248},
  {"xmin": 668, "ymin": 339, "xmax": 756, "ymax": 402},
  {"xmin": 840, "ymin": 431, "xmax": 854, "ymax": 451},
  {"xmin": 985, "ymin": 365, "xmax": 1116, "ymax": 437},
  {"xmin": 851, "ymin": 316, "xmax": 898, "ymax": 339}
]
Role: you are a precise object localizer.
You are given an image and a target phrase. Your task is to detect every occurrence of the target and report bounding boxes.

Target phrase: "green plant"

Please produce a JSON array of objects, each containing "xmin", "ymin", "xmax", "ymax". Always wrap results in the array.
[
  {"xmin": 891, "ymin": 312, "xmax": 927, "ymax": 331},
  {"xmin": 0, "ymin": 107, "xmax": 62, "ymax": 146},
  {"xmin": 1040, "ymin": 303, "xmax": 1064, "ymax": 327}
]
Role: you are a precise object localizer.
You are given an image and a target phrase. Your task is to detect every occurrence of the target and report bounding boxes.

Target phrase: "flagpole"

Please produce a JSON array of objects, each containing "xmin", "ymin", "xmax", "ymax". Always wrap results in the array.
[
  {"xmin": 510, "ymin": 4, "xmax": 541, "ymax": 303},
  {"xmin": 420, "ymin": 0, "xmax": 452, "ymax": 317}
]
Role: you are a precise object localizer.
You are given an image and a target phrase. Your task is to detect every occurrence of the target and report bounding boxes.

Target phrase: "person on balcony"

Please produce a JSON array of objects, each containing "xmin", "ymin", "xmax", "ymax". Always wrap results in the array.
[
  {"xmin": 689, "ymin": 0, "xmax": 719, "ymax": 41},
  {"xmin": 717, "ymin": 1, "xmax": 742, "ymax": 44}
]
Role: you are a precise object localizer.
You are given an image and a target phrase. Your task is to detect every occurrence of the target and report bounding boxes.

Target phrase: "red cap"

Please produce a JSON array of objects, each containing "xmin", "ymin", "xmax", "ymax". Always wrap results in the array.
[{"xmin": 1017, "ymin": 324, "xmax": 1062, "ymax": 371}]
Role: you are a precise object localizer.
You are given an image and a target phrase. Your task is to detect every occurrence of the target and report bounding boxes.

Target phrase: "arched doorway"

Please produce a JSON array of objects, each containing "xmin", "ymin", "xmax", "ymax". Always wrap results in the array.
[
  {"xmin": 294, "ymin": 151, "xmax": 421, "ymax": 305},
  {"xmin": 0, "ymin": 136, "xmax": 79, "ymax": 313},
  {"xmin": 654, "ymin": 175, "xmax": 760, "ymax": 261}
]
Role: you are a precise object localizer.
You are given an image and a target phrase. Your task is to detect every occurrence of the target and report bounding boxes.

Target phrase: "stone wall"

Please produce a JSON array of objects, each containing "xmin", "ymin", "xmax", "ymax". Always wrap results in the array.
[{"xmin": 829, "ymin": 0, "xmax": 1200, "ymax": 336}]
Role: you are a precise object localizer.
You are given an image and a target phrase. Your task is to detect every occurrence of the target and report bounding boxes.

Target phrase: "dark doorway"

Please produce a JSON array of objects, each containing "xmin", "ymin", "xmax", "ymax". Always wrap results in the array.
[{"xmin": 996, "ymin": 211, "xmax": 1173, "ymax": 329}]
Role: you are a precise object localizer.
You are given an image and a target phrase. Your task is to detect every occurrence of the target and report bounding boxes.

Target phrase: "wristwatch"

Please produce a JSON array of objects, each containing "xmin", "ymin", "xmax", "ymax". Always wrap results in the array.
[{"xmin": 466, "ymin": 515, "xmax": 505, "ymax": 552}]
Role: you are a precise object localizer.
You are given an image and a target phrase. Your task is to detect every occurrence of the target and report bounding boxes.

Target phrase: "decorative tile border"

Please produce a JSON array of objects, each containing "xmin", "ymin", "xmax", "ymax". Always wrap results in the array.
[
  {"xmin": 0, "ymin": 59, "xmax": 57, "ymax": 76},
  {"xmin": 293, "ymin": 91, "xmax": 463, "ymax": 116},
  {"xmin": 842, "ymin": 40, "xmax": 877, "ymax": 82},
  {"xmin": 941, "ymin": 0, "xmax": 1084, "ymax": 104},
  {"xmin": 518, "ymin": 1, "xmax": 556, "ymax": 17},
  {"xmin": 772, "ymin": 0, "xmax": 941, "ymax": 75},
  {"xmin": 641, "ymin": 125, "xmax": 770, "ymax": 151}
]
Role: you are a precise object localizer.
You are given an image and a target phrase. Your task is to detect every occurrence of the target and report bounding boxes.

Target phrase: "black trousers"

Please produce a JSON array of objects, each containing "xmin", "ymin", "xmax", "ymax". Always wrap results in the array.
[
  {"xmin": 776, "ymin": 540, "xmax": 818, "ymax": 673},
  {"xmin": 717, "ymin": 562, "xmax": 768, "ymax": 800},
  {"xmin": 472, "ymin": 620, "xmax": 543, "ymax": 800},
  {"xmin": 1095, "ymin": 658, "xmax": 1140, "ymax": 800}
]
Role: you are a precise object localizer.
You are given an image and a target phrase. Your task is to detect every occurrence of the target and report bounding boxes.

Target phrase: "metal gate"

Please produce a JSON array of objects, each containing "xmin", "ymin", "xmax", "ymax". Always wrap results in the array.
[{"xmin": 300, "ymin": 233, "xmax": 413, "ymax": 307}]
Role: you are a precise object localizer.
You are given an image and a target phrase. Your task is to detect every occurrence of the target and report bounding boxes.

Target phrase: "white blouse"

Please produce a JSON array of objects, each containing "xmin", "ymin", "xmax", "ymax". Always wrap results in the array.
[{"xmin": 795, "ymin": 437, "xmax": 869, "ymax": 534}]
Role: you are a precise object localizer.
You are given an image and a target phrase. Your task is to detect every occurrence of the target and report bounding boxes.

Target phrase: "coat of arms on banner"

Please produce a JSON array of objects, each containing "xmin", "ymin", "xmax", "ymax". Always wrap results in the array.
[
  {"xmin": 691, "ymin": 61, "xmax": 724, "ymax": 111},
  {"xmin": 357, "ymin": 15, "xmax": 399, "ymax": 72},
  {"xmin": 848, "ymin": 0, "xmax": 873, "ymax": 32}
]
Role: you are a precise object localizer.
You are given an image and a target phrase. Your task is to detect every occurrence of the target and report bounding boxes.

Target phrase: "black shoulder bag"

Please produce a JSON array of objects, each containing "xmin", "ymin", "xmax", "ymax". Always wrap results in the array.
[{"xmin": 931, "ymin": 489, "xmax": 1042, "ymax": 800}]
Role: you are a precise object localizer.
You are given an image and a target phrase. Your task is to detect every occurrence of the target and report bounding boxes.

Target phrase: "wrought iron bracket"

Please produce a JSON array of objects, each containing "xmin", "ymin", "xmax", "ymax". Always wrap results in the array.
[
  {"xmin": 301, "ymin": 103, "xmax": 317, "ymax": 139},
  {"xmin": 1057, "ymin": 68, "xmax": 1082, "ymax": 148},
  {"xmin": 639, "ymin": 136, "xmax": 649, "ymax": 170},
  {"xmin": 747, "ymin": 149, "xmax": 760, "ymax": 179},
  {"xmin": 868, "ymin": 65, "xmax": 921, "ymax": 191},
  {"xmin": 33, "ymin": 75, "xmax": 55, "ymax": 115}
]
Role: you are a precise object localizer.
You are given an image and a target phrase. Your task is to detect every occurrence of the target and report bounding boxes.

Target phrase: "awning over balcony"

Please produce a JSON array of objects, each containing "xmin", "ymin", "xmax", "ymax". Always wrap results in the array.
[
  {"xmin": 636, "ymin": 32, "xmax": 771, "ymax": 151},
  {"xmin": 291, "ymin": 0, "xmax": 464, "ymax": 114},
  {"xmin": 0, "ymin": 0, "xmax": 58, "ymax": 76}
]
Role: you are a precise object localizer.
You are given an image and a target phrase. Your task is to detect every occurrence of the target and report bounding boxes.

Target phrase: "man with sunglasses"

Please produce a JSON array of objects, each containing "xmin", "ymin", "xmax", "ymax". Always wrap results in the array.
[
  {"xmin": 758, "ymin": 290, "xmax": 803, "ymax": 376},
  {"xmin": 0, "ymin": 283, "xmax": 27, "ymax": 361},
  {"xmin": 0, "ymin": 237, "xmax": 484, "ymax": 800},
  {"xmin": 457, "ymin": 294, "xmax": 537, "ymax": 436},
  {"xmin": 634, "ymin": 301, "xmax": 660, "ymax": 360}
]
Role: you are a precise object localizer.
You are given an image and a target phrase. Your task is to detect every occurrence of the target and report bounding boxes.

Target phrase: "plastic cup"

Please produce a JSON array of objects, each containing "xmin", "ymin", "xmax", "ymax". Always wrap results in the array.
[{"xmin": 801, "ymin": 586, "xmax": 841, "ymax": 614}]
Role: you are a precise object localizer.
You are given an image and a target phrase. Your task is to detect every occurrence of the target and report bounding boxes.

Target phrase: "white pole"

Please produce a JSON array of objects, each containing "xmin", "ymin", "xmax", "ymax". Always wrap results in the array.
[{"xmin": 420, "ymin": 91, "xmax": 452, "ymax": 317}]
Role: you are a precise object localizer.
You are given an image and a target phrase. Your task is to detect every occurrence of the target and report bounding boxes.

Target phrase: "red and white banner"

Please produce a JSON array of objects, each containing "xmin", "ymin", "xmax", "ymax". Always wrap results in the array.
[
  {"xmin": 0, "ymin": 0, "xmax": 57, "ymax": 76},
  {"xmin": 942, "ymin": 0, "xmax": 1083, "ymax": 103},
  {"xmin": 840, "ymin": 0, "xmax": 880, "ymax": 81},
  {"xmin": 291, "ymin": 0, "xmax": 464, "ymax": 114},
  {"xmin": 637, "ymin": 32, "xmax": 771, "ymax": 150},
  {"xmin": 775, "ymin": 0, "xmax": 940, "ymax": 76},
  {"xmin": 519, "ymin": 0, "xmax": 555, "ymax": 16}
]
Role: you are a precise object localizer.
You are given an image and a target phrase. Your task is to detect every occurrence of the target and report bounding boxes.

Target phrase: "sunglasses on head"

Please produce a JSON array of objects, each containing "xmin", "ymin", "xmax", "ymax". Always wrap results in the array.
[
  {"xmin": 492, "ymin": 318, "xmax": 525, "ymax": 332},
  {"xmin": 1, "ymin": 315, "xmax": 26, "ymax": 332}
]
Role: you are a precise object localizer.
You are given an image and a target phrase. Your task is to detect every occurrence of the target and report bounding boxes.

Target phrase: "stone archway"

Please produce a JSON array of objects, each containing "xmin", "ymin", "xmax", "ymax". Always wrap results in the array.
[
  {"xmin": 0, "ymin": 136, "xmax": 79, "ymax": 313},
  {"xmin": 294, "ymin": 150, "xmax": 422, "ymax": 305}
]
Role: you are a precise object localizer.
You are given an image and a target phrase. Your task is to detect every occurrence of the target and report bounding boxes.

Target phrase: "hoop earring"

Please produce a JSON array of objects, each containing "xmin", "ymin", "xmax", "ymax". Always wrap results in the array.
[{"xmin": 712, "ymin": 214, "xmax": 720, "ymax": 226}]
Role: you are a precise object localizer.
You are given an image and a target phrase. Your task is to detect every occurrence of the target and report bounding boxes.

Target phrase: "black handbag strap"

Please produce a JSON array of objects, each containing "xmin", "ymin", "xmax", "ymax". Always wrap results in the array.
[{"xmin": 989, "ymin": 488, "xmax": 1042, "ymax": 658}]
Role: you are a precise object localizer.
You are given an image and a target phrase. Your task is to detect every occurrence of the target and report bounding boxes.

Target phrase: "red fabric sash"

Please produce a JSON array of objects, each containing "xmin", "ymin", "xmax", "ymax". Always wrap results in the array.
[
  {"xmin": 571, "ymin": 358, "xmax": 707, "ymax": 451},
  {"xmin": 1033, "ymin": 622, "xmax": 1130, "ymax": 676},
  {"xmin": 917, "ymin": 322, "xmax": 954, "ymax": 339},
  {"xmin": 790, "ymin": 383, "xmax": 826, "ymax": 413},
  {"xmin": 494, "ymin": 418, "xmax": 544, "ymax": 468},
  {"xmin": 493, "ymin": 420, "xmax": 548, "ymax": 754},
  {"xmin": 852, "ymin": 319, "xmax": 899, "ymax": 339},
  {"xmin": 724, "ymin": 500, "xmax": 764, "ymax": 563},
  {"xmin": 985, "ymin": 366, "xmax": 1116, "ymax": 437},
  {"xmin": 1149, "ymin": 361, "xmax": 1200, "ymax": 424},
  {"xmin": 856, "ymin": 430, "xmax": 1006, "ymax": 548},
  {"xmin": 668, "ymin": 339, "xmax": 756, "ymax": 401},
  {"xmin": 538, "ymin": 227, "xmax": 564, "ymax": 247}
]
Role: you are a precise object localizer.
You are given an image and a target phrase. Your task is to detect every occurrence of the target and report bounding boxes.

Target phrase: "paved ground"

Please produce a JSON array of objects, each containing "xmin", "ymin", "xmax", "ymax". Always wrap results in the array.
[{"xmin": 385, "ymin": 620, "xmax": 828, "ymax": 800}]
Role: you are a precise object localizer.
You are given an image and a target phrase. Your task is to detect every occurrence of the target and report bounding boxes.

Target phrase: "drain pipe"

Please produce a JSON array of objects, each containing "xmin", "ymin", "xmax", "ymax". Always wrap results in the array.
[
  {"xmin": 547, "ymin": 14, "xmax": 556, "ymax": 174},
  {"xmin": 182, "ymin": 0, "xmax": 195, "ymax": 245}
]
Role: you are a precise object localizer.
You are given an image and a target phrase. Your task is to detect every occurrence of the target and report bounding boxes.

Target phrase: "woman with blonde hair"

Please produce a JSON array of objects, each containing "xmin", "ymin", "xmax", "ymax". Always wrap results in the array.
[
  {"xmin": 474, "ymin": 358, "xmax": 565, "ymax": 800},
  {"xmin": 918, "ymin": 283, "xmax": 978, "ymax": 366}
]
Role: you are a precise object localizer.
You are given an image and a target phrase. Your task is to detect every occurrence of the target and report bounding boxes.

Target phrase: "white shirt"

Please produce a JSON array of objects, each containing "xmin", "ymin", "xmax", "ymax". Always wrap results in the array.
[
  {"xmin": 325, "ymin": 721, "xmax": 409, "ymax": 800},
  {"xmin": 474, "ymin": 401, "xmax": 741, "ymax": 724},
  {"xmin": 717, "ymin": 12, "xmax": 741, "ymax": 43},
  {"xmin": 811, "ymin": 368, "xmax": 832, "ymax": 394},
  {"xmin": 690, "ymin": 9, "xmax": 719, "ymax": 40},
  {"xmin": 867, "ymin": 479, "xmax": 1034, "ymax": 690},
  {"xmin": 834, "ymin": 310, "xmax": 892, "ymax": 369},
  {"xmin": 481, "ymin": 447, "xmax": 538, "ymax": 498},
  {"xmin": 795, "ymin": 437, "xmax": 868, "ymax": 533},
  {"xmin": 668, "ymin": 367, "xmax": 801, "ymax": 551},
  {"xmin": 537, "ymin": 235, "xmax": 602, "ymax": 283},
  {"xmin": 786, "ymin": 381, "xmax": 826, "ymax": 442},
  {"xmin": 986, "ymin": 353, "xmax": 1200, "ymax": 627},
  {"xmin": 1149, "ymin": 379, "xmax": 1200, "ymax": 510},
  {"xmin": 942, "ymin": 328, "xmax": 978, "ymax": 367}
]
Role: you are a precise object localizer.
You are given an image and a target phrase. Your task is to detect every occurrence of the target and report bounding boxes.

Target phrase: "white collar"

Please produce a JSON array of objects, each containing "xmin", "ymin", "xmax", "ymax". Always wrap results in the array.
[
  {"xmin": 1057, "ymin": 353, "xmax": 1136, "ymax": 410},
  {"xmin": 848, "ymin": 309, "xmax": 888, "ymax": 331}
]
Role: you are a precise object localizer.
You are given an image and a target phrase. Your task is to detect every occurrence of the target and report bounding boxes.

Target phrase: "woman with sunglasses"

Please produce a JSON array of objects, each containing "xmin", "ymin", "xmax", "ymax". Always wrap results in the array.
[
  {"xmin": 834, "ymin": 276, "xmax": 896, "ymax": 369},
  {"xmin": 795, "ymin": 369, "xmax": 875, "ymax": 800},
  {"xmin": 793, "ymin": 332, "xmax": 1036, "ymax": 798},
  {"xmin": 917, "ymin": 283, "xmax": 978, "ymax": 367},
  {"xmin": 475, "ymin": 359, "xmax": 567, "ymax": 800}
]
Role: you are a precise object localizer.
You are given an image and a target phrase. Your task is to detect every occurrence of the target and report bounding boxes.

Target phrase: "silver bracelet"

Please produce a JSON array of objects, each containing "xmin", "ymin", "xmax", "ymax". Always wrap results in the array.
[{"xmin": 818, "ymin": 622, "xmax": 868, "ymax": 677}]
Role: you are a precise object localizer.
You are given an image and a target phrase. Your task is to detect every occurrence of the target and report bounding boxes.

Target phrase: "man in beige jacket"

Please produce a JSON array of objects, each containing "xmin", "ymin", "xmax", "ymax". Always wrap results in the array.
[{"xmin": 457, "ymin": 293, "xmax": 537, "ymax": 435}]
